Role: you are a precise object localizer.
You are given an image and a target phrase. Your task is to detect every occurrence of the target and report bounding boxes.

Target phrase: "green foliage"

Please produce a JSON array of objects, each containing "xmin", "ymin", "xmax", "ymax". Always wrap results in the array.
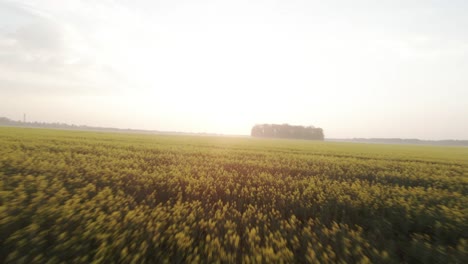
[
  {"xmin": 251, "ymin": 124, "xmax": 324, "ymax": 140},
  {"xmin": 0, "ymin": 127, "xmax": 467, "ymax": 263}
]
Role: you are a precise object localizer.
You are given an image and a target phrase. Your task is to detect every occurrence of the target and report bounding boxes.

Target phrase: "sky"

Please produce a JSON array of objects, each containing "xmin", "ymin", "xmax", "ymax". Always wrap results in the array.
[{"xmin": 0, "ymin": 0, "xmax": 467, "ymax": 139}]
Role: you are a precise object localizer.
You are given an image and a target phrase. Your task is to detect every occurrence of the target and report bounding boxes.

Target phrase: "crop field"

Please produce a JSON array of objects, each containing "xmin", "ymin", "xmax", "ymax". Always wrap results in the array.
[{"xmin": 0, "ymin": 127, "xmax": 467, "ymax": 263}]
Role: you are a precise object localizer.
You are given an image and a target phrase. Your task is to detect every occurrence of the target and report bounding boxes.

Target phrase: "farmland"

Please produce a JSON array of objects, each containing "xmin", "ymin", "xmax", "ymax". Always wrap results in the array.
[{"xmin": 0, "ymin": 127, "xmax": 467, "ymax": 263}]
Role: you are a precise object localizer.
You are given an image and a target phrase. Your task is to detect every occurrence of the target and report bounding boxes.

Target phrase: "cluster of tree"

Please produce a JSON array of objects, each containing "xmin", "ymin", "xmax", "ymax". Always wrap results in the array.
[{"xmin": 251, "ymin": 124, "xmax": 324, "ymax": 140}]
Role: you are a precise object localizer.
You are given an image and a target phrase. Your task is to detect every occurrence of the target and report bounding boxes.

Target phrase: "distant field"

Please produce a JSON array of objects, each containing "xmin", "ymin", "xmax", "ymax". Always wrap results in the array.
[{"xmin": 1, "ymin": 127, "xmax": 467, "ymax": 263}]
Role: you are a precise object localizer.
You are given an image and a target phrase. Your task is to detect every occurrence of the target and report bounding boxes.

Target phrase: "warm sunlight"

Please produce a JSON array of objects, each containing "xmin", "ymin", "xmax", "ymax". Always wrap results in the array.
[
  {"xmin": 1, "ymin": 0, "xmax": 467, "ymax": 138},
  {"xmin": 1, "ymin": 1, "xmax": 467, "ymax": 263}
]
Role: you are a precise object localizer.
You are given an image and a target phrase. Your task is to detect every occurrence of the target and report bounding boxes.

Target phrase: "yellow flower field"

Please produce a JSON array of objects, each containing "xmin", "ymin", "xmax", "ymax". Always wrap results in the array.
[{"xmin": 1, "ymin": 127, "xmax": 467, "ymax": 263}]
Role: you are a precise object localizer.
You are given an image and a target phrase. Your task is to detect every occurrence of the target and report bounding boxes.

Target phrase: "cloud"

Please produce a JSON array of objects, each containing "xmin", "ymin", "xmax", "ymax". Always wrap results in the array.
[
  {"xmin": 0, "ymin": 2, "xmax": 62, "ymax": 66},
  {"xmin": 0, "ymin": 21, "xmax": 66, "ymax": 73},
  {"xmin": 0, "ymin": 0, "xmax": 131, "ymax": 95}
]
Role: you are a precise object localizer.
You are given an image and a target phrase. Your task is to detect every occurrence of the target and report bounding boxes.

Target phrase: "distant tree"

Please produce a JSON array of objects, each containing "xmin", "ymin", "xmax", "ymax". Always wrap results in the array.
[
  {"xmin": 251, "ymin": 124, "xmax": 324, "ymax": 140},
  {"xmin": 251, "ymin": 125, "xmax": 262, "ymax": 137}
]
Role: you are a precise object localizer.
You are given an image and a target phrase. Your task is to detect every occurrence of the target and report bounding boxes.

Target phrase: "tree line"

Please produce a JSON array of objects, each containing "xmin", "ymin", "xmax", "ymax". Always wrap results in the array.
[{"xmin": 251, "ymin": 124, "xmax": 324, "ymax": 140}]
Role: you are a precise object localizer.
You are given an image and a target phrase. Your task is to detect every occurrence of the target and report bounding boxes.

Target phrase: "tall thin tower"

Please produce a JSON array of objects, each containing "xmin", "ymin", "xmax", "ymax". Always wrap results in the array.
[{"xmin": 23, "ymin": 113, "xmax": 26, "ymax": 123}]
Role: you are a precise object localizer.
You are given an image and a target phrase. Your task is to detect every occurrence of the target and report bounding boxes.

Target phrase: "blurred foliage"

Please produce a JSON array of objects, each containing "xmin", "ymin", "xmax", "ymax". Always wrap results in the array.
[
  {"xmin": 251, "ymin": 124, "xmax": 324, "ymax": 140},
  {"xmin": 0, "ymin": 127, "xmax": 467, "ymax": 263}
]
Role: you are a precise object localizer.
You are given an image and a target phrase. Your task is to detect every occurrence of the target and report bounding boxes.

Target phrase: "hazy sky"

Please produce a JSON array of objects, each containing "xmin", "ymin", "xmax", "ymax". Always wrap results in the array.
[{"xmin": 1, "ymin": 0, "xmax": 467, "ymax": 139}]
